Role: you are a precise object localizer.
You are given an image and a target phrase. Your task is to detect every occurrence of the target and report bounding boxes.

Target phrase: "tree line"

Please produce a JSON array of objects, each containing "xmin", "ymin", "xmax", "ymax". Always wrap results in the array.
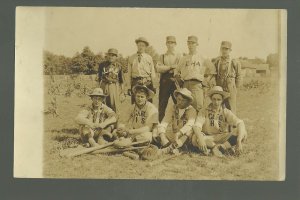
[{"xmin": 44, "ymin": 46, "xmax": 278, "ymax": 75}]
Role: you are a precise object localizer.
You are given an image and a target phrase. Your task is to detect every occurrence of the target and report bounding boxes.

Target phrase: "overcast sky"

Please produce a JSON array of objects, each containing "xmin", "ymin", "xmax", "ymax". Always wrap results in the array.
[{"xmin": 44, "ymin": 8, "xmax": 280, "ymax": 59}]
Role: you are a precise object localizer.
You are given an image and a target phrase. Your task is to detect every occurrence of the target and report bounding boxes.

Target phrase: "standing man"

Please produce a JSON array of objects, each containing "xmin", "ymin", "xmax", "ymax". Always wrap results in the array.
[
  {"xmin": 156, "ymin": 36, "xmax": 181, "ymax": 122},
  {"xmin": 127, "ymin": 37, "xmax": 156, "ymax": 103},
  {"xmin": 213, "ymin": 41, "xmax": 242, "ymax": 114},
  {"xmin": 175, "ymin": 36, "xmax": 215, "ymax": 112},
  {"xmin": 98, "ymin": 48, "xmax": 125, "ymax": 114}
]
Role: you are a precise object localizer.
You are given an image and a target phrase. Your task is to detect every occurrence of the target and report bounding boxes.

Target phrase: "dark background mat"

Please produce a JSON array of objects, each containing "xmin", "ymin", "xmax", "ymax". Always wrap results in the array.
[{"xmin": 1, "ymin": 0, "xmax": 299, "ymax": 199}]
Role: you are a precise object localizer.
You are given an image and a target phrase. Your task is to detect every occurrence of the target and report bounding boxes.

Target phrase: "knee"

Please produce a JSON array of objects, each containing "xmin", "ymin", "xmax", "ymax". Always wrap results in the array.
[{"xmin": 135, "ymin": 132, "xmax": 152, "ymax": 142}]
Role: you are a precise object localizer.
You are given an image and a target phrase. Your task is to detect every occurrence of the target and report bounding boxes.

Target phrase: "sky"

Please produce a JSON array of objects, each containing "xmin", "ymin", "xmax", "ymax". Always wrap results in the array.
[{"xmin": 44, "ymin": 8, "xmax": 281, "ymax": 59}]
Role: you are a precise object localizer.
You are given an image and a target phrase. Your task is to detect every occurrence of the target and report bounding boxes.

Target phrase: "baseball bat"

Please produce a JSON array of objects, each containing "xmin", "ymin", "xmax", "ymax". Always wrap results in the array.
[
  {"xmin": 91, "ymin": 146, "xmax": 146, "ymax": 155},
  {"xmin": 60, "ymin": 142, "xmax": 114, "ymax": 158}
]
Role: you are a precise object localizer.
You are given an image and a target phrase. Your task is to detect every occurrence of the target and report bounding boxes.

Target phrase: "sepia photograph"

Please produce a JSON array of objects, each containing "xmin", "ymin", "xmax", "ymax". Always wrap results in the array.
[{"xmin": 14, "ymin": 7, "xmax": 286, "ymax": 180}]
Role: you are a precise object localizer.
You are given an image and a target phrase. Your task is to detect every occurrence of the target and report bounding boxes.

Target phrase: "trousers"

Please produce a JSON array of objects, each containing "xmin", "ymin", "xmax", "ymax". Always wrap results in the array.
[
  {"xmin": 158, "ymin": 73, "xmax": 177, "ymax": 122},
  {"xmin": 183, "ymin": 80, "xmax": 204, "ymax": 112},
  {"xmin": 216, "ymin": 77, "xmax": 237, "ymax": 114},
  {"xmin": 100, "ymin": 82, "xmax": 121, "ymax": 113}
]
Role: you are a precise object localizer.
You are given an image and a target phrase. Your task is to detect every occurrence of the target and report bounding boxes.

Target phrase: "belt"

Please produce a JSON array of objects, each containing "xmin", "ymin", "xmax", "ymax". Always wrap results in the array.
[{"xmin": 185, "ymin": 79, "xmax": 202, "ymax": 83}]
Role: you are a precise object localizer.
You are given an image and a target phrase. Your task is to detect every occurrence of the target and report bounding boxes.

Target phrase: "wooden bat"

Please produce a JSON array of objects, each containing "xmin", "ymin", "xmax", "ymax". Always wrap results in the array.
[
  {"xmin": 91, "ymin": 146, "xmax": 147, "ymax": 155},
  {"xmin": 146, "ymin": 153, "xmax": 181, "ymax": 167},
  {"xmin": 59, "ymin": 142, "xmax": 114, "ymax": 158}
]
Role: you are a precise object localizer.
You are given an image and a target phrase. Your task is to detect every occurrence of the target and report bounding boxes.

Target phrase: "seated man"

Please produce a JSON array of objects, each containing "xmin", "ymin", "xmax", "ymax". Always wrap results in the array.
[
  {"xmin": 115, "ymin": 85, "xmax": 158, "ymax": 142},
  {"xmin": 192, "ymin": 86, "xmax": 247, "ymax": 157},
  {"xmin": 75, "ymin": 88, "xmax": 117, "ymax": 147},
  {"xmin": 156, "ymin": 88, "xmax": 197, "ymax": 150}
]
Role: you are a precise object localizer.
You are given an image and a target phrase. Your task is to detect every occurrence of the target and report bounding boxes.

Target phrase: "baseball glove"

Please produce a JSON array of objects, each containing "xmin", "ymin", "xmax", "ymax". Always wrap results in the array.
[{"xmin": 140, "ymin": 145, "xmax": 161, "ymax": 160}]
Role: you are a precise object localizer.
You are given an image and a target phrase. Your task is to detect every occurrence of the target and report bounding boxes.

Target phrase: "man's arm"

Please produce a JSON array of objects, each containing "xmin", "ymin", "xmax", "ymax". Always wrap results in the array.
[
  {"xmin": 149, "ymin": 56, "xmax": 156, "ymax": 84},
  {"xmin": 157, "ymin": 98, "xmax": 174, "ymax": 134},
  {"xmin": 75, "ymin": 109, "xmax": 94, "ymax": 127},
  {"xmin": 233, "ymin": 59, "xmax": 242, "ymax": 88},
  {"xmin": 179, "ymin": 107, "xmax": 197, "ymax": 135},
  {"xmin": 126, "ymin": 57, "xmax": 132, "ymax": 90},
  {"xmin": 156, "ymin": 54, "xmax": 172, "ymax": 73},
  {"xmin": 95, "ymin": 106, "xmax": 117, "ymax": 129}
]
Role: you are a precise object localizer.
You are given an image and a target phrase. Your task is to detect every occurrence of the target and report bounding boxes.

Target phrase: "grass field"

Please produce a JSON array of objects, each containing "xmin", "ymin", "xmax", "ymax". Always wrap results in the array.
[{"xmin": 43, "ymin": 72, "xmax": 280, "ymax": 180}]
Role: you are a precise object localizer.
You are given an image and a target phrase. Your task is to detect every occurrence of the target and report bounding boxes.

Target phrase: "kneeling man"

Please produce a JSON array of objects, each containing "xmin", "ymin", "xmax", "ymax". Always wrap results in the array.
[
  {"xmin": 75, "ymin": 88, "xmax": 117, "ymax": 147},
  {"xmin": 192, "ymin": 86, "xmax": 247, "ymax": 157},
  {"xmin": 116, "ymin": 85, "xmax": 158, "ymax": 142},
  {"xmin": 156, "ymin": 88, "xmax": 197, "ymax": 149}
]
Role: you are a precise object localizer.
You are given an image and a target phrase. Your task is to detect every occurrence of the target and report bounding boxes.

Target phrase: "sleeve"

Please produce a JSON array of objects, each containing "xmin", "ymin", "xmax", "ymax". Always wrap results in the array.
[
  {"xmin": 193, "ymin": 109, "xmax": 206, "ymax": 130},
  {"xmin": 233, "ymin": 59, "xmax": 242, "ymax": 88},
  {"xmin": 98, "ymin": 63, "xmax": 103, "ymax": 81},
  {"xmin": 127, "ymin": 57, "xmax": 133, "ymax": 88},
  {"xmin": 224, "ymin": 109, "xmax": 242, "ymax": 126},
  {"xmin": 149, "ymin": 56, "xmax": 156, "ymax": 80},
  {"xmin": 174, "ymin": 56, "xmax": 184, "ymax": 75},
  {"xmin": 204, "ymin": 58, "xmax": 217, "ymax": 75},
  {"xmin": 118, "ymin": 64, "xmax": 124, "ymax": 84},
  {"xmin": 155, "ymin": 54, "xmax": 170, "ymax": 73},
  {"xmin": 179, "ymin": 107, "xmax": 197, "ymax": 135},
  {"xmin": 75, "ymin": 109, "xmax": 90, "ymax": 125},
  {"xmin": 103, "ymin": 104, "xmax": 117, "ymax": 118},
  {"xmin": 145, "ymin": 104, "xmax": 159, "ymax": 128},
  {"xmin": 157, "ymin": 98, "xmax": 174, "ymax": 133}
]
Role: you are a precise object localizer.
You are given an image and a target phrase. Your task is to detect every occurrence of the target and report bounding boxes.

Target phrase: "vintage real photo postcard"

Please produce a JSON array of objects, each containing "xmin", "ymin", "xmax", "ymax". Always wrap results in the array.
[{"xmin": 14, "ymin": 7, "xmax": 286, "ymax": 180}]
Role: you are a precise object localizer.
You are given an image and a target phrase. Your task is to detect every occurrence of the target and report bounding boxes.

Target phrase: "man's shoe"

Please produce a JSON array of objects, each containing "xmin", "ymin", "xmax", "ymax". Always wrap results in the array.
[
  {"xmin": 212, "ymin": 145, "xmax": 224, "ymax": 158},
  {"xmin": 97, "ymin": 136, "xmax": 108, "ymax": 145}
]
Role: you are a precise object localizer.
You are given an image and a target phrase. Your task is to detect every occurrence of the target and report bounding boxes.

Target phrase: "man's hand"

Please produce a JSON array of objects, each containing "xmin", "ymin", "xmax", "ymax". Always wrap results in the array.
[
  {"xmin": 87, "ymin": 122, "xmax": 97, "ymax": 129},
  {"xmin": 196, "ymin": 133, "xmax": 208, "ymax": 154},
  {"xmin": 116, "ymin": 126, "xmax": 129, "ymax": 137},
  {"xmin": 174, "ymin": 132, "xmax": 183, "ymax": 147},
  {"xmin": 236, "ymin": 129, "xmax": 247, "ymax": 155}
]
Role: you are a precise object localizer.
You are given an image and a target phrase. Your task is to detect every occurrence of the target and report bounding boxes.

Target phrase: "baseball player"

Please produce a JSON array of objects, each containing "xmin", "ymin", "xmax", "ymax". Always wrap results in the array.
[
  {"xmin": 156, "ymin": 36, "xmax": 182, "ymax": 122},
  {"xmin": 156, "ymin": 88, "xmax": 197, "ymax": 150},
  {"xmin": 127, "ymin": 37, "xmax": 156, "ymax": 103},
  {"xmin": 175, "ymin": 36, "xmax": 216, "ymax": 112},
  {"xmin": 213, "ymin": 41, "xmax": 242, "ymax": 114},
  {"xmin": 75, "ymin": 88, "xmax": 117, "ymax": 147},
  {"xmin": 192, "ymin": 86, "xmax": 247, "ymax": 157},
  {"xmin": 115, "ymin": 85, "xmax": 159, "ymax": 142},
  {"xmin": 98, "ymin": 48, "xmax": 125, "ymax": 114}
]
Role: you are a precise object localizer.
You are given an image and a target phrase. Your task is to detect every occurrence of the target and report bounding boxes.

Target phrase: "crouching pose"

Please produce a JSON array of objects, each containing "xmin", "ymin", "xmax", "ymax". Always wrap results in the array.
[
  {"xmin": 115, "ymin": 85, "xmax": 158, "ymax": 142},
  {"xmin": 156, "ymin": 88, "xmax": 197, "ymax": 150},
  {"xmin": 75, "ymin": 88, "xmax": 117, "ymax": 147},
  {"xmin": 192, "ymin": 86, "xmax": 247, "ymax": 157}
]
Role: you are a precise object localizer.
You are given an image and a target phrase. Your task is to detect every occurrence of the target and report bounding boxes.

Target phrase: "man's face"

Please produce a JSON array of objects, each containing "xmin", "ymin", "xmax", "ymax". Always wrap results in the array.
[
  {"xmin": 187, "ymin": 41, "xmax": 198, "ymax": 52},
  {"xmin": 220, "ymin": 47, "xmax": 231, "ymax": 57},
  {"xmin": 136, "ymin": 42, "xmax": 147, "ymax": 53},
  {"xmin": 107, "ymin": 53, "xmax": 117, "ymax": 63},
  {"xmin": 176, "ymin": 94, "xmax": 191, "ymax": 109},
  {"xmin": 135, "ymin": 91, "xmax": 147, "ymax": 106},
  {"xmin": 166, "ymin": 41, "xmax": 176, "ymax": 51},
  {"xmin": 91, "ymin": 96, "xmax": 103, "ymax": 108},
  {"xmin": 211, "ymin": 94, "xmax": 223, "ymax": 108}
]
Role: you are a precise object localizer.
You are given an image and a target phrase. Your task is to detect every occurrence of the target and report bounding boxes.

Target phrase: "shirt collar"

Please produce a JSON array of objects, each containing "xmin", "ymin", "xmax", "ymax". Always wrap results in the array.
[
  {"xmin": 166, "ymin": 50, "xmax": 176, "ymax": 55},
  {"xmin": 206, "ymin": 103, "xmax": 222, "ymax": 113}
]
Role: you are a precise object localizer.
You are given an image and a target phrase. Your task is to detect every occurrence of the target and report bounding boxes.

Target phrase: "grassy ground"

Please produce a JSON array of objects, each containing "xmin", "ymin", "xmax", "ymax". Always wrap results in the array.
[{"xmin": 43, "ymin": 72, "xmax": 280, "ymax": 180}]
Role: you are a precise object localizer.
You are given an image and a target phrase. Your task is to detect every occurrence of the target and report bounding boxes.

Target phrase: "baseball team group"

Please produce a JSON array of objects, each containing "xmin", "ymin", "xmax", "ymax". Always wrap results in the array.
[{"xmin": 74, "ymin": 35, "xmax": 248, "ymax": 158}]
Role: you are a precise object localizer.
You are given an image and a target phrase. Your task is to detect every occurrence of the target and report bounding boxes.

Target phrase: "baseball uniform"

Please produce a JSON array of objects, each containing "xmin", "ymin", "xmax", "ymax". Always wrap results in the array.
[
  {"xmin": 176, "ymin": 53, "xmax": 215, "ymax": 111},
  {"xmin": 126, "ymin": 101, "xmax": 159, "ymax": 142},
  {"xmin": 192, "ymin": 103, "xmax": 243, "ymax": 147}
]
